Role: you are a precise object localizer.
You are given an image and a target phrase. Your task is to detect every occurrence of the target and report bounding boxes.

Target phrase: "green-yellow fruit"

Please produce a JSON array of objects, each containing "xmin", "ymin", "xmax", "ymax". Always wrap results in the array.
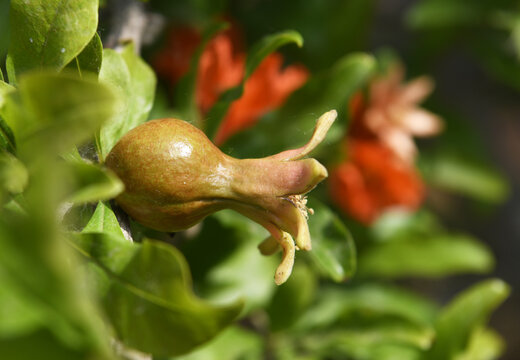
[{"xmin": 106, "ymin": 111, "xmax": 337, "ymax": 284}]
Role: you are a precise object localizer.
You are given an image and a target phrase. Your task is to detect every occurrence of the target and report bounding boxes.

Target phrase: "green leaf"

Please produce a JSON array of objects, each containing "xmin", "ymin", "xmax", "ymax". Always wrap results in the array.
[
  {"xmin": 306, "ymin": 198, "xmax": 356, "ymax": 282},
  {"xmin": 64, "ymin": 162, "xmax": 124, "ymax": 205},
  {"xmin": 3, "ymin": 72, "xmax": 116, "ymax": 157},
  {"xmin": 204, "ymin": 30, "xmax": 304, "ymax": 139},
  {"xmin": 370, "ymin": 209, "xmax": 442, "ymax": 243},
  {"xmin": 455, "ymin": 327, "xmax": 505, "ymax": 360},
  {"xmin": 291, "ymin": 284, "xmax": 438, "ymax": 359},
  {"xmin": 267, "ymin": 263, "xmax": 317, "ymax": 331},
  {"xmin": 72, "ymin": 234, "xmax": 243, "ymax": 357},
  {"xmin": 300, "ymin": 327, "xmax": 430, "ymax": 360},
  {"xmin": 8, "ymin": 0, "xmax": 99, "ymax": 76},
  {"xmin": 174, "ymin": 326, "xmax": 263, "ymax": 360},
  {"xmin": 98, "ymin": 44, "xmax": 156, "ymax": 159},
  {"xmin": 175, "ymin": 21, "xmax": 229, "ymax": 124},
  {"xmin": 5, "ymin": 56, "xmax": 17, "ymax": 86},
  {"xmin": 0, "ymin": 328, "xmax": 108, "ymax": 360},
  {"xmin": 77, "ymin": 202, "xmax": 133, "ymax": 297},
  {"xmin": 0, "ymin": 81, "xmax": 17, "ymax": 153},
  {"xmin": 0, "ymin": 80, "xmax": 15, "ymax": 110},
  {"xmin": 0, "ymin": 266, "xmax": 46, "ymax": 337},
  {"xmin": 358, "ymin": 234, "xmax": 494, "ymax": 278},
  {"xmin": 222, "ymin": 53, "xmax": 376, "ymax": 158},
  {"xmin": 232, "ymin": 0, "xmax": 376, "ymax": 71},
  {"xmin": 425, "ymin": 279, "xmax": 510, "ymax": 360},
  {"xmin": 423, "ymin": 153, "xmax": 509, "ymax": 203},
  {"xmin": 64, "ymin": 33, "xmax": 103, "ymax": 77},
  {"xmin": 82, "ymin": 201, "xmax": 125, "ymax": 238},
  {"xmin": 0, "ymin": 211, "xmax": 115, "ymax": 359},
  {"xmin": 296, "ymin": 284, "xmax": 438, "ymax": 333},
  {"xmin": 245, "ymin": 31, "xmax": 303, "ymax": 79},
  {"xmin": 180, "ymin": 210, "xmax": 278, "ymax": 313},
  {"xmin": 0, "ymin": 118, "xmax": 16, "ymax": 154},
  {"xmin": 406, "ymin": 0, "xmax": 484, "ymax": 29},
  {"xmin": 343, "ymin": 343, "xmax": 422, "ymax": 360},
  {"xmin": 0, "ymin": 151, "xmax": 28, "ymax": 198}
]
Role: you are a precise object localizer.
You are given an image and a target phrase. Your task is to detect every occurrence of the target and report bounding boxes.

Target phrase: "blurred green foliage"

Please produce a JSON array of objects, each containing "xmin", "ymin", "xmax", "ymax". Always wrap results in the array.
[
  {"xmin": 98, "ymin": 44, "xmax": 156, "ymax": 160},
  {"xmin": 0, "ymin": 0, "xmax": 513, "ymax": 359}
]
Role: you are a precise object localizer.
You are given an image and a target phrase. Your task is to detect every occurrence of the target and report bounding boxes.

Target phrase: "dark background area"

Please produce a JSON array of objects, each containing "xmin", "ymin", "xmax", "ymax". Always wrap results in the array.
[{"xmin": 372, "ymin": 1, "xmax": 520, "ymax": 358}]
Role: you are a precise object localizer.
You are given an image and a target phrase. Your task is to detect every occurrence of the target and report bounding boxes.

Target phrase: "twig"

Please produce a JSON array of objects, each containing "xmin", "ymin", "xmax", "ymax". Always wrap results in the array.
[
  {"xmin": 110, "ymin": 200, "xmax": 134, "ymax": 242},
  {"xmin": 104, "ymin": 0, "xmax": 165, "ymax": 54}
]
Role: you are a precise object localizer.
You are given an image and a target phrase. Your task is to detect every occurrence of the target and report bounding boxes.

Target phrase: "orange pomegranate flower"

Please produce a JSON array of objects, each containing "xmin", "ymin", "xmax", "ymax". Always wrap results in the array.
[
  {"xmin": 214, "ymin": 53, "xmax": 309, "ymax": 145},
  {"xmin": 329, "ymin": 140, "xmax": 424, "ymax": 225},
  {"xmin": 153, "ymin": 25, "xmax": 308, "ymax": 144},
  {"xmin": 196, "ymin": 32, "xmax": 245, "ymax": 113},
  {"xmin": 351, "ymin": 64, "xmax": 443, "ymax": 164},
  {"xmin": 153, "ymin": 26, "xmax": 202, "ymax": 85}
]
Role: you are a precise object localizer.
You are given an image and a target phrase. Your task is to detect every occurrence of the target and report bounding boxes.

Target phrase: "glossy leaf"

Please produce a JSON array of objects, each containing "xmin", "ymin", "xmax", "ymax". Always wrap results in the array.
[
  {"xmin": 0, "ymin": 80, "xmax": 15, "ymax": 110},
  {"xmin": 64, "ymin": 33, "xmax": 103, "ymax": 77},
  {"xmin": 175, "ymin": 326, "xmax": 263, "ymax": 360},
  {"xmin": 98, "ymin": 44, "xmax": 156, "ymax": 159},
  {"xmin": 8, "ymin": 0, "xmax": 99, "ymax": 76},
  {"xmin": 358, "ymin": 234, "xmax": 494, "ymax": 278},
  {"xmin": 0, "ymin": 151, "xmax": 28, "ymax": 200},
  {"xmin": 267, "ymin": 263, "xmax": 317, "ymax": 331},
  {"xmin": 296, "ymin": 284, "xmax": 438, "ymax": 332},
  {"xmin": 5, "ymin": 56, "xmax": 17, "ymax": 86},
  {"xmin": 0, "ymin": 211, "xmax": 115, "ymax": 360},
  {"xmin": 72, "ymin": 230, "xmax": 243, "ymax": 357},
  {"xmin": 77, "ymin": 202, "xmax": 135, "ymax": 297},
  {"xmin": 290, "ymin": 284, "xmax": 438, "ymax": 359},
  {"xmin": 299, "ymin": 327, "xmax": 430, "ymax": 360},
  {"xmin": 245, "ymin": 31, "xmax": 303, "ymax": 78},
  {"xmin": 82, "ymin": 201, "xmax": 126, "ymax": 239},
  {"xmin": 423, "ymin": 153, "xmax": 509, "ymax": 204},
  {"xmin": 456, "ymin": 327, "xmax": 505, "ymax": 360},
  {"xmin": 425, "ymin": 279, "xmax": 510, "ymax": 359},
  {"xmin": 64, "ymin": 161, "xmax": 124, "ymax": 205},
  {"xmin": 0, "ymin": 81, "xmax": 16, "ymax": 153},
  {"xmin": 0, "ymin": 118, "xmax": 15, "ymax": 154},
  {"xmin": 180, "ymin": 210, "xmax": 278, "ymax": 313},
  {"xmin": 223, "ymin": 53, "xmax": 376, "ymax": 158},
  {"xmin": 306, "ymin": 198, "xmax": 356, "ymax": 282},
  {"xmin": 370, "ymin": 209, "xmax": 442, "ymax": 243},
  {"xmin": 204, "ymin": 30, "xmax": 304, "ymax": 139},
  {"xmin": 3, "ymin": 72, "xmax": 116, "ymax": 157},
  {"xmin": 338, "ymin": 343, "xmax": 421, "ymax": 360}
]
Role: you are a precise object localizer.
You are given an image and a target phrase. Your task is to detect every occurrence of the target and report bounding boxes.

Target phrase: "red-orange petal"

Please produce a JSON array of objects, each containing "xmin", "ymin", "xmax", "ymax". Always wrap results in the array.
[{"xmin": 214, "ymin": 53, "xmax": 309, "ymax": 145}]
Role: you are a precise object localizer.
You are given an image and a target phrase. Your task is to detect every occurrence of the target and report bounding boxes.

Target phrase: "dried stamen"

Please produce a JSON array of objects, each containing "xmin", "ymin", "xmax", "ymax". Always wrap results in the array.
[{"xmin": 285, "ymin": 194, "xmax": 313, "ymax": 220}]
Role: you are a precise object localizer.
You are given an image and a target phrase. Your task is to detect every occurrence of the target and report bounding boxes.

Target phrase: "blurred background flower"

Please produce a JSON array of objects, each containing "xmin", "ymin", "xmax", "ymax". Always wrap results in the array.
[{"xmin": 153, "ymin": 23, "xmax": 309, "ymax": 144}]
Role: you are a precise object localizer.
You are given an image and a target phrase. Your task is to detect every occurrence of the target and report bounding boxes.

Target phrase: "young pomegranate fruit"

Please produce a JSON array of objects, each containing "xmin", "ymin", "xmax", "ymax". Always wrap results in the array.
[{"xmin": 105, "ymin": 110, "xmax": 337, "ymax": 284}]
